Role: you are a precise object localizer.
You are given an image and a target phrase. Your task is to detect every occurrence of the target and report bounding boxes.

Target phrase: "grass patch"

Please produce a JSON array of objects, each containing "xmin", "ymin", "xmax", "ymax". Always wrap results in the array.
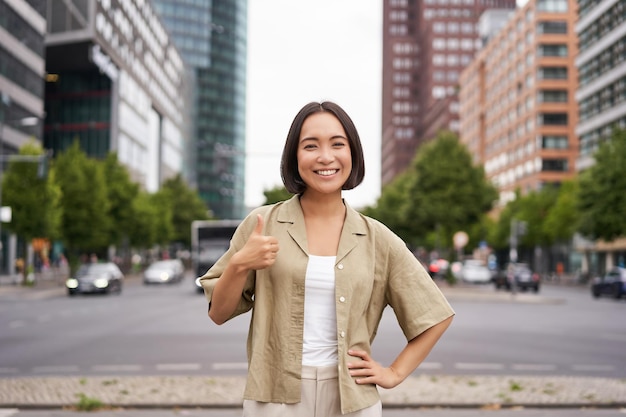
[
  {"xmin": 509, "ymin": 381, "xmax": 523, "ymax": 392},
  {"xmin": 75, "ymin": 393, "xmax": 105, "ymax": 411}
]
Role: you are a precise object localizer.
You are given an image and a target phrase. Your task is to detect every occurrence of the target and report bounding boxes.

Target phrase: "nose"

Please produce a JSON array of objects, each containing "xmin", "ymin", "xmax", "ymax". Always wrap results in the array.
[{"xmin": 317, "ymin": 144, "xmax": 334, "ymax": 163}]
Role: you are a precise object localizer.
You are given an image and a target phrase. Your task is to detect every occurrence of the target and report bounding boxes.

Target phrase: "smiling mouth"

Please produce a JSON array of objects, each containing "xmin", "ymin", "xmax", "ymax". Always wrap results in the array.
[{"xmin": 316, "ymin": 169, "xmax": 338, "ymax": 176}]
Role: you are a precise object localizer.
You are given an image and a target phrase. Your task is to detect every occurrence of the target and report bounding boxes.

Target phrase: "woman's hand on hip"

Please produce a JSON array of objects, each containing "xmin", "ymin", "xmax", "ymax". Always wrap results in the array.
[{"xmin": 346, "ymin": 349, "xmax": 402, "ymax": 389}]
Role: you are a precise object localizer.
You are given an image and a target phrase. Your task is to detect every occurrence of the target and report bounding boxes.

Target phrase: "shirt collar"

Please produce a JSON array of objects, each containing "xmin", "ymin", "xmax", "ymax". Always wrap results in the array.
[{"xmin": 276, "ymin": 195, "xmax": 368, "ymax": 261}]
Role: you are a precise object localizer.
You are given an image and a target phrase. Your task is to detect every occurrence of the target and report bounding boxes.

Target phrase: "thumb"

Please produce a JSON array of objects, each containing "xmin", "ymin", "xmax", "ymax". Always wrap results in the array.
[{"xmin": 253, "ymin": 213, "xmax": 264, "ymax": 235}]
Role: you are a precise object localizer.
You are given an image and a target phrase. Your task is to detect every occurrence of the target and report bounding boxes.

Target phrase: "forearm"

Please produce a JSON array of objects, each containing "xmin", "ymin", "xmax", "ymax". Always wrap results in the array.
[
  {"xmin": 208, "ymin": 254, "xmax": 250, "ymax": 325},
  {"xmin": 390, "ymin": 315, "xmax": 454, "ymax": 382}
]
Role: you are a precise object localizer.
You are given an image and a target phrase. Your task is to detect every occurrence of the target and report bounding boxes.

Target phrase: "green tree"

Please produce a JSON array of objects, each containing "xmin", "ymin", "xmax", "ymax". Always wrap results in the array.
[
  {"xmin": 101, "ymin": 153, "xmax": 139, "ymax": 246},
  {"xmin": 2, "ymin": 142, "xmax": 62, "ymax": 272},
  {"xmin": 160, "ymin": 174, "xmax": 210, "ymax": 247},
  {"xmin": 150, "ymin": 191, "xmax": 174, "ymax": 245},
  {"xmin": 544, "ymin": 179, "xmax": 580, "ymax": 243},
  {"xmin": 128, "ymin": 191, "xmax": 160, "ymax": 249},
  {"xmin": 54, "ymin": 141, "xmax": 110, "ymax": 263},
  {"xmin": 263, "ymin": 185, "xmax": 293, "ymax": 205},
  {"xmin": 578, "ymin": 128, "xmax": 626, "ymax": 241},
  {"xmin": 362, "ymin": 171, "xmax": 413, "ymax": 244},
  {"xmin": 404, "ymin": 131, "xmax": 498, "ymax": 250}
]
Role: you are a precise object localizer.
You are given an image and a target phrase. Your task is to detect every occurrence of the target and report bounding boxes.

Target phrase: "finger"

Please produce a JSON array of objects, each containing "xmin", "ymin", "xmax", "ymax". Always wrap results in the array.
[
  {"xmin": 253, "ymin": 214, "xmax": 264, "ymax": 235},
  {"xmin": 348, "ymin": 349, "xmax": 370, "ymax": 360}
]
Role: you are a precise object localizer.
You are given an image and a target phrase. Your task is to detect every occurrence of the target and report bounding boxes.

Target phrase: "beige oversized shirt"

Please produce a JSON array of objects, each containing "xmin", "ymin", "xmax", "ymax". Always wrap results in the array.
[{"xmin": 199, "ymin": 195, "xmax": 455, "ymax": 414}]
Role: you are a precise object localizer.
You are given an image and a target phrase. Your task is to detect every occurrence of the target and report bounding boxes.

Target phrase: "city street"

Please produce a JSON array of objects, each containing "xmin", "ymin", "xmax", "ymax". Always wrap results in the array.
[{"xmin": 0, "ymin": 274, "xmax": 625, "ymax": 379}]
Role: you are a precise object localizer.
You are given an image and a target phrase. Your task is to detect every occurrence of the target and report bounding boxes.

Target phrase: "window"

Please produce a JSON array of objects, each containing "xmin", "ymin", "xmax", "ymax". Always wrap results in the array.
[
  {"xmin": 537, "ymin": 21, "xmax": 567, "ymax": 34},
  {"xmin": 541, "ymin": 135, "xmax": 568, "ymax": 149},
  {"xmin": 539, "ymin": 113, "xmax": 568, "ymax": 125},
  {"xmin": 539, "ymin": 90, "xmax": 568, "ymax": 102},
  {"xmin": 433, "ymin": 86, "xmax": 446, "ymax": 98},
  {"xmin": 536, "ymin": 0, "xmax": 568, "ymax": 12},
  {"xmin": 433, "ymin": 38, "xmax": 446, "ymax": 49},
  {"xmin": 538, "ymin": 44, "xmax": 568, "ymax": 57},
  {"xmin": 542, "ymin": 159, "xmax": 568, "ymax": 172},
  {"xmin": 538, "ymin": 66, "xmax": 567, "ymax": 79}
]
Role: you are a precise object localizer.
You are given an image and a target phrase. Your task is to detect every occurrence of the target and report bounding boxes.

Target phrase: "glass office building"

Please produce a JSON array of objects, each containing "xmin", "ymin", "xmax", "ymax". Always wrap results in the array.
[
  {"xmin": 0, "ymin": 0, "xmax": 46, "ymax": 276},
  {"xmin": 153, "ymin": 0, "xmax": 248, "ymax": 220},
  {"xmin": 44, "ymin": 0, "xmax": 188, "ymax": 193}
]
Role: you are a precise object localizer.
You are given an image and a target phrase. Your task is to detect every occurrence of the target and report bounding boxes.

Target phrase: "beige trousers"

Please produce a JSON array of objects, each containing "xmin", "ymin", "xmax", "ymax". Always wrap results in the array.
[{"xmin": 242, "ymin": 365, "xmax": 382, "ymax": 417}]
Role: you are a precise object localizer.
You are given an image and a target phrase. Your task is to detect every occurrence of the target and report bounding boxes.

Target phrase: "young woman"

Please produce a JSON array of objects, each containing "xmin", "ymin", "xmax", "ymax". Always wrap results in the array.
[{"xmin": 199, "ymin": 101, "xmax": 454, "ymax": 417}]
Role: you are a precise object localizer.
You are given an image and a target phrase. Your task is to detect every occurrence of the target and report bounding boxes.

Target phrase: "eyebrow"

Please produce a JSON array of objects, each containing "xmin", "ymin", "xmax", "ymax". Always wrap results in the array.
[{"xmin": 299, "ymin": 134, "xmax": 348, "ymax": 142}]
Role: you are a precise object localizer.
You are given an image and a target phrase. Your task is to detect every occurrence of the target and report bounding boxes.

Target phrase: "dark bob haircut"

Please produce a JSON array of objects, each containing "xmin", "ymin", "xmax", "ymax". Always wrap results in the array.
[{"xmin": 280, "ymin": 101, "xmax": 365, "ymax": 194}]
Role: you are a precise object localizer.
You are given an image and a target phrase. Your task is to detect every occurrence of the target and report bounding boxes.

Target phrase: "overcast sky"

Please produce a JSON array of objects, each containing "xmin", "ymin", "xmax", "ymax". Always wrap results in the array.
[{"xmin": 244, "ymin": 1, "xmax": 383, "ymax": 210}]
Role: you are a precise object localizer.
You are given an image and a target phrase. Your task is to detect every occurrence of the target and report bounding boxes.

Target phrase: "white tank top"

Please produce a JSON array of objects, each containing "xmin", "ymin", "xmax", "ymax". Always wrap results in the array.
[{"xmin": 302, "ymin": 255, "xmax": 338, "ymax": 366}]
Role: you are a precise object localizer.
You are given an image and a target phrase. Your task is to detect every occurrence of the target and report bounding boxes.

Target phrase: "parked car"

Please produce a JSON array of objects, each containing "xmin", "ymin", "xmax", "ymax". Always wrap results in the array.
[
  {"xmin": 492, "ymin": 262, "xmax": 540, "ymax": 293},
  {"xmin": 143, "ymin": 259, "xmax": 184, "ymax": 285},
  {"xmin": 459, "ymin": 259, "xmax": 492, "ymax": 284},
  {"xmin": 591, "ymin": 267, "xmax": 626, "ymax": 300},
  {"xmin": 66, "ymin": 262, "xmax": 124, "ymax": 296}
]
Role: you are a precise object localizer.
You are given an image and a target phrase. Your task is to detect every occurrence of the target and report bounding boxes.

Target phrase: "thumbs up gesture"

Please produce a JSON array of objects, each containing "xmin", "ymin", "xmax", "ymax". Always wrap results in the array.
[{"xmin": 235, "ymin": 214, "xmax": 280, "ymax": 270}]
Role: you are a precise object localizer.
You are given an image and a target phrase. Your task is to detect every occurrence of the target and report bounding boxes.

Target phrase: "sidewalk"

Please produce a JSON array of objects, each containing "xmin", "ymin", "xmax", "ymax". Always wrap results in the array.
[{"xmin": 0, "ymin": 374, "xmax": 625, "ymax": 409}]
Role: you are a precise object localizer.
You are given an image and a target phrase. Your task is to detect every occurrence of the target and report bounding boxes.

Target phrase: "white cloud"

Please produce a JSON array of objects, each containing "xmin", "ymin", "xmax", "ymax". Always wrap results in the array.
[{"xmin": 245, "ymin": 1, "xmax": 382, "ymax": 210}]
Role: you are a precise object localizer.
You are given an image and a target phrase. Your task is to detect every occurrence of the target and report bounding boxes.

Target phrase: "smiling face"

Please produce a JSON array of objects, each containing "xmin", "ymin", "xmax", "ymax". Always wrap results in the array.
[{"xmin": 296, "ymin": 112, "xmax": 352, "ymax": 197}]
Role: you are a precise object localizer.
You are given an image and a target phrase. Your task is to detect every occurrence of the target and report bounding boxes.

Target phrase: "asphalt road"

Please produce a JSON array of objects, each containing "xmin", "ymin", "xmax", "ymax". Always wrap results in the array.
[{"xmin": 1, "ymin": 274, "xmax": 625, "ymax": 379}]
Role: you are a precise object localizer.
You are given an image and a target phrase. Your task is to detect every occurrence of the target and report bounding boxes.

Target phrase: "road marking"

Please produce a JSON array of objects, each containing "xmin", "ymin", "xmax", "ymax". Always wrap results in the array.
[
  {"xmin": 0, "ymin": 368, "xmax": 18, "ymax": 374},
  {"xmin": 572, "ymin": 364, "xmax": 615, "ymax": 372},
  {"xmin": 0, "ymin": 409, "xmax": 19, "ymax": 417},
  {"xmin": 511, "ymin": 364, "xmax": 557, "ymax": 371},
  {"xmin": 92, "ymin": 365, "xmax": 142, "ymax": 372},
  {"xmin": 213, "ymin": 362, "xmax": 248, "ymax": 370},
  {"xmin": 419, "ymin": 362, "xmax": 443, "ymax": 370},
  {"xmin": 32, "ymin": 365, "xmax": 80, "ymax": 373},
  {"xmin": 455, "ymin": 363, "xmax": 504, "ymax": 371},
  {"xmin": 156, "ymin": 363, "xmax": 202, "ymax": 371},
  {"xmin": 8, "ymin": 321, "xmax": 25, "ymax": 328}
]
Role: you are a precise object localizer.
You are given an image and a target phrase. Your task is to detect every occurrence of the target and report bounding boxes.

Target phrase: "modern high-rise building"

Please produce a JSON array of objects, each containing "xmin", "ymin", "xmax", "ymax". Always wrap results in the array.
[
  {"xmin": 575, "ymin": 0, "xmax": 626, "ymax": 172},
  {"xmin": 381, "ymin": 0, "xmax": 516, "ymax": 186},
  {"xmin": 574, "ymin": 0, "xmax": 626, "ymax": 271},
  {"xmin": 44, "ymin": 0, "xmax": 188, "ymax": 193},
  {"xmin": 459, "ymin": 0, "xmax": 579, "ymax": 207},
  {"xmin": 0, "ymin": 0, "xmax": 46, "ymax": 275},
  {"xmin": 152, "ymin": 0, "xmax": 248, "ymax": 220}
]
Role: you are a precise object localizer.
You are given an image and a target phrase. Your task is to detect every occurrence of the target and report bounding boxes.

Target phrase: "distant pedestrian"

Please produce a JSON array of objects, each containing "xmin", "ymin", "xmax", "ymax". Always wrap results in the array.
[{"xmin": 199, "ymin": 101, "xmax": 454, "ymax": 416}]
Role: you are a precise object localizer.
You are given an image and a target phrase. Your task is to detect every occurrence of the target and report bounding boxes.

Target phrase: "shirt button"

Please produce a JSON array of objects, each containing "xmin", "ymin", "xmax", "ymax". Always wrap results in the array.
[
  {"xmin": 339, "ymin": 296, "xmax": 346, "ymax": 302},
  {"xmin": 340, "ymin": 331, "xmax": 345, "ymax": 338},
  {"xmin": 337, "ymin": 264, "xmax": 344, "ymax": 270}
]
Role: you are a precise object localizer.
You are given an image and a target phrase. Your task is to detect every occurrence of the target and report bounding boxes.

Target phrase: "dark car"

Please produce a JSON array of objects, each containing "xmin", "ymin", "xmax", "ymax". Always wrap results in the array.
[
  {"xmin": 143, "ymin": 259, "xmax": 184, "ymax": 284},
  {"xmin": 66, "ymin": 262, "xmax": 124, "ymax": 296},
  {"xmin": 591, "ymin": 267, "xmax": 626, "ymax": 300},
  {"xmin": 492, "ymin": 262, "xmax": 541, "ymax": 293}
]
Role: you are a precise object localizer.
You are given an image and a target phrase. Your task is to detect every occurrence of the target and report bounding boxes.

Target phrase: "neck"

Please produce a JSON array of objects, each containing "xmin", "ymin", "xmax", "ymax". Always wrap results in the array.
[{"xmin": 299, "ymin": 191, "xmax": 345, "ymax": 218}]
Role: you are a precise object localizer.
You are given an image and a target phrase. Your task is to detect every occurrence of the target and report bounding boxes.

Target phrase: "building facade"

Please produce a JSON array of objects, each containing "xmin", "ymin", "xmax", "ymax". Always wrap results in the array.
[
  {"xmin": 44, "ymin": 0, "xmax": 188, "ymax": 193},
  {"xmin": 0, "ymin": 0, "xmax": 46, "ymax": 155},
  {"xmin": 459, "ymin": 0, "xmax": 579, "ymax": 207},
  {"xmin": 574, "ymin": 0, "xmax": 626, "ymax": 271},
  {"xmin": 0, "ymin": 0, "xmax": 47, "ymax": 275},
  {"xmin": 152, "ymin": 0, "xmax": 248, "ymax": 220},
  {"xmin": 575, "ymin": 0, "xmax": 626, "ymax": 171},
  {"xmin": 381, "ymin": 0, "xmax": 516, "ymax": 186}
]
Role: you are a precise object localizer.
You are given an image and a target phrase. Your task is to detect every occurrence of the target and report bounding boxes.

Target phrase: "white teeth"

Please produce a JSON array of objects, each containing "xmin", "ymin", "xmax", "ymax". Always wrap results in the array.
[{"xmin": 317, "ymin": 170, "xmax": 337, "ymax": 176}]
